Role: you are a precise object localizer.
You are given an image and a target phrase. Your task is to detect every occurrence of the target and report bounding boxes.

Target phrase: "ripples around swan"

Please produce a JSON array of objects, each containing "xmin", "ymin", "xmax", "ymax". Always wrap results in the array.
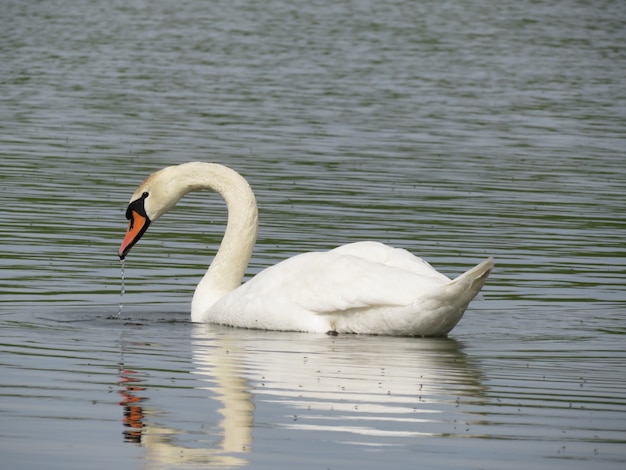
[
  {"xmin": 2, "ymin": 0, "xmax": 625, "ymax": 468},
  {"xmin": 2, "ymin": 310, "xmax": 624, "ymax": 469}
]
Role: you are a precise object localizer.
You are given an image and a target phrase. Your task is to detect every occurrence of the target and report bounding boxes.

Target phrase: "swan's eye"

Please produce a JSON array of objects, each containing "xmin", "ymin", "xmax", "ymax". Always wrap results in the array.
[{"xmin": 126, "ymin": 194, "xmax": 149, "ymax": 221}]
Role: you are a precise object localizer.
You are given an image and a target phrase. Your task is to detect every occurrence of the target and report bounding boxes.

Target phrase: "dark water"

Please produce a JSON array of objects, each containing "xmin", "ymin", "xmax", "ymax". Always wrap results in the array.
[{"xmin": 1, "ymin": 0, "xmax": 625, "ymax": 468}]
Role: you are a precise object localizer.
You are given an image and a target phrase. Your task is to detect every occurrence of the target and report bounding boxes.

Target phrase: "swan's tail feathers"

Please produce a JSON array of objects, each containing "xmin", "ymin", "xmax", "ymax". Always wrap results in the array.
[
  {"xmin": 405, "ymin": 257, "xmax": 494, "ymax": 337},
  {"xmin": 448, "ymin": 256, "xmax": 494, "ymax": 304}
]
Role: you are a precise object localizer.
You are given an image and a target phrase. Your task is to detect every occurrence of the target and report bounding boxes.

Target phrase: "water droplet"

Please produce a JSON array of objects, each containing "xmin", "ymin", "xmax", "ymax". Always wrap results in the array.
[{"xmin": 118, "ymin": 258, "xmax": 126, "ymax": 318}]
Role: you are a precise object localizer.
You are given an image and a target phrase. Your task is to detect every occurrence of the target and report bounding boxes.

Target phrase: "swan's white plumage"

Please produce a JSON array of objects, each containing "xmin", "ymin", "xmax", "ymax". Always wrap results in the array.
[
  {"xmin": 120, "ymin": 162, "xmax": 494, "ymax": 336},
  {"xmin": 209, "ymin": 242, "xmax": 493, "ymax": 335}
]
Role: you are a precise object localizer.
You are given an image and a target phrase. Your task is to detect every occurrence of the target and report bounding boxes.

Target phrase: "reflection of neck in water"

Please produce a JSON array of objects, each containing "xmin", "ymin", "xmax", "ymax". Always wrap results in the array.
[
  {"xmin": 117, "ymin": 330, "xmax": 252, "ymax": 468},
  {"xmin": 192, "ymin": 331, "xmax": 254, "ymax": 454}
]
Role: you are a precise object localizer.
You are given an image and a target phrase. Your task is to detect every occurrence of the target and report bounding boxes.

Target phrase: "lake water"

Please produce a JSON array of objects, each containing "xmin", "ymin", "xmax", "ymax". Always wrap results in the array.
[{"xmin": 1, "ymin": 0, "xmax": 625, "ymax": 468}]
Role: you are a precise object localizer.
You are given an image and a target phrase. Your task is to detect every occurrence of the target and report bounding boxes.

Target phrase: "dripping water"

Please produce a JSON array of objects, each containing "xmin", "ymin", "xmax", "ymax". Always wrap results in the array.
[{"xmin": 118, "ymin": 258, "xmax": 126, "ymax": 318}]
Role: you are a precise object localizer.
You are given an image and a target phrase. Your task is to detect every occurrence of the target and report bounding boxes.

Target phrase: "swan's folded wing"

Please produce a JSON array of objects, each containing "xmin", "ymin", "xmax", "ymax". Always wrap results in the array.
[
  {"xmin": 330, "ymin": 241, "xmax": 451, "ymax": 283},
  {"xmin": 239, "ymin": 248, "xmax": 449, "ymax": 315}
]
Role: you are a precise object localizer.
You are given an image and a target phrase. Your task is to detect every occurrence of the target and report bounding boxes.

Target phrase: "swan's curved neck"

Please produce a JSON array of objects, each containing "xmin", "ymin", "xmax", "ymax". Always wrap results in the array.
[{"xmin": 180, "ymin": 163, "xmax": 257, "ymax": 319}]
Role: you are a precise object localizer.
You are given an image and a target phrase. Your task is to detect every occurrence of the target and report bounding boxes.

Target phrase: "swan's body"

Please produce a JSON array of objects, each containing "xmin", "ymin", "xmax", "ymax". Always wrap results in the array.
[{"xmin": 119, "ymin": 162, "xmax": 493, "ymax": 336}]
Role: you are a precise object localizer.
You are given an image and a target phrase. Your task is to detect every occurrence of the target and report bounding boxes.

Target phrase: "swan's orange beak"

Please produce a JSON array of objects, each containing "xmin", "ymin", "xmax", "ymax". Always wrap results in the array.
[{"xmin": 119, "ymin": 195, "xmax": 151, "ymax": 260}]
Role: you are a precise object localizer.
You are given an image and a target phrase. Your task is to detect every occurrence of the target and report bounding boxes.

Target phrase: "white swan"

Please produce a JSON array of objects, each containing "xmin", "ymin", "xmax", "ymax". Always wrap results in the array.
[{"xmin": 119, "ymin": 162, "xmax": 493, "ymax": 336}]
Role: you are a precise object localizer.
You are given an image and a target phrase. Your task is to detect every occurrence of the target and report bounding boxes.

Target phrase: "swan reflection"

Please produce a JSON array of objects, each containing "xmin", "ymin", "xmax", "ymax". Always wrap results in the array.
[
  {"xmin": 192, "ymin": 325, "xmax": 485, "ymax": 445},
  {"xmin": 118, "ymin": 325, "xmax": 484, "ymax": 467},
  {"xmin": 118, "ymin": 368, "xmax": 147, "ymax": 443},
  {"xmin": 117, "ymin": 332, "xmax": 252, "ymax": 468}
]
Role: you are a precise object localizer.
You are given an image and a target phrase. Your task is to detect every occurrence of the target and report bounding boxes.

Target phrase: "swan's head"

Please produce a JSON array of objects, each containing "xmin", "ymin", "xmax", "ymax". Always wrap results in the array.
[
  {"xmin": 118, "ymin": 166, "xmax": 186, "ymax": 260},
  {"xmin": 119, "ymin": 161, "xmax": 256, "ymax": 260}
]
